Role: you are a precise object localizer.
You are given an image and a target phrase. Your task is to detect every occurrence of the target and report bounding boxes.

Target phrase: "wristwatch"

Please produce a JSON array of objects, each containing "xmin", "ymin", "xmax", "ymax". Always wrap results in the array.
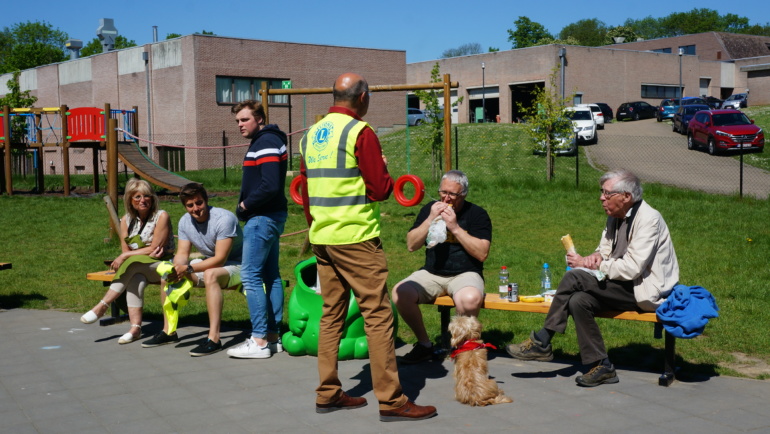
[{"xmin": 186, "ymin": 265, "xmax": 194, "ymax": 275}]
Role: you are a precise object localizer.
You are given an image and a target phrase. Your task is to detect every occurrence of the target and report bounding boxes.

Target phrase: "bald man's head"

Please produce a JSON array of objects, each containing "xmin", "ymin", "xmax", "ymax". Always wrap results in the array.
[{"xmin": 332, "ymin": 73, "xmax": 370, "ymax": 117}]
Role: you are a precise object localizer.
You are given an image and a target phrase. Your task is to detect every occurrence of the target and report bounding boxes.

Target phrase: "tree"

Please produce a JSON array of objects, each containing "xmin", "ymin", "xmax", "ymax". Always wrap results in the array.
[
  {"xmin": 559, "ymin": 18, "xmax": 608, "ymax": 46},
  {"xmin": 0, "ymin": 71, "xmax": 38, "ymax": 144},
  {"xmin": 166, "ymin": 33, "xmax": 183, "ymax": 39},
  {"xmin": 414, "ymin": 63, "xmax": 463, "ymax": 180},
  {"xmin": 167, "ymin": 30, "xmax": 215, "ymax": 40},
  {"xmin": 606, "ymin": 26, "xmax": 639, "ymax": 45},
  {"xmin": 623, "ymin": 17, "xmax": 664, "ymax": 40},
  {"xmin": 0, "ymin": 21, "xmax": 68, "ymax": 73},
  {"xmin": 441, "ymin": 42, "xmax": 482, "ymax": 58},
  {"xmin": 507, "ymin": 17, "xmax": 553, "ymax": 49},
  {"xmin": 625, "ymin": 9, "xmax": 762, "ymax": 39},
  {"xmin": 518, "ymin": 67, "xmax": 573, "ymax": 181},
  {"xmin": 79, "ymin": 35, "xmax": 137, "ymax": 57}
]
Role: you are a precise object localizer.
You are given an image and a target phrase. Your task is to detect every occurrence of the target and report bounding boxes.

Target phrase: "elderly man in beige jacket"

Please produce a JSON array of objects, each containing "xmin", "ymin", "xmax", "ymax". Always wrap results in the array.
[{"xmin": 506, "ymin": 169, "xmax": 679, "ymax": 387}]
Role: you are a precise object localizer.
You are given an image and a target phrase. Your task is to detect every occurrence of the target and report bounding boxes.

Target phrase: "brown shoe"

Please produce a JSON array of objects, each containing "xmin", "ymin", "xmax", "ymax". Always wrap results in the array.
[
  {"xmin": 316, "ymin": 392, "xmax": 368, "ymax": 414},
  {"xmin": 379, "ymin": 401, "xmax": 437, "ymax": 422}
]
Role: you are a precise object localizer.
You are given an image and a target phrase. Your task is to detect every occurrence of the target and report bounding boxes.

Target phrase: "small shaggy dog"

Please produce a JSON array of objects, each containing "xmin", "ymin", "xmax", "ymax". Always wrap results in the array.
[{"xmin": 448, "ymin": 315, "xmax": 513, "ymax": 406}]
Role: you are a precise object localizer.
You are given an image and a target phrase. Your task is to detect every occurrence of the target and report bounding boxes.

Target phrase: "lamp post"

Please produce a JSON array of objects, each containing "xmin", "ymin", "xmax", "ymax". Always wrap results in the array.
[
  {"xmin": 481, "ymin": 62, "xmax": 486, "ymax": 123},
  {"xmin": 678, "ymin": 48, "xmax": 684, "ymax": 100}
]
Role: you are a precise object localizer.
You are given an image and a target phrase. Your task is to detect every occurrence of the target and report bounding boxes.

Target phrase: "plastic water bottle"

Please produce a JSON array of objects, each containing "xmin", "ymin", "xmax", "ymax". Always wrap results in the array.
[
  {"xmin": 540, "ymin": 263, "xmax": 552, "ymax": 294},
  {"xmin": 499, "ymin": 266, "xmax": 509, "ymax": 300}
]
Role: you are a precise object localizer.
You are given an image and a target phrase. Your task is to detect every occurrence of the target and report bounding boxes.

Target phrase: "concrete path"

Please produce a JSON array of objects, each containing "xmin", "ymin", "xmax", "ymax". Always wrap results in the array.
[
  {"xmin": 586, "ymin": 119, "xmax": 770, "ymax": 199},
  {"xmin": 2, "ymin": 308, "xmax": 769, "ymax": 433}
]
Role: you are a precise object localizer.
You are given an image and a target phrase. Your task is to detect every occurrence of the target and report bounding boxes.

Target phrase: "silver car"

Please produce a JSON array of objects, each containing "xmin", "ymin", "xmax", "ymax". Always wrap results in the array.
[{"xmin": 407, "ymin": 108, "xmax": 426, "ymax": 126}]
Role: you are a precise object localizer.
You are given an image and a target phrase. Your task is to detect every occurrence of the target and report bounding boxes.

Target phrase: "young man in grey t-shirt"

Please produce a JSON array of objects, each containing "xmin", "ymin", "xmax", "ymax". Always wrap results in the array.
[{"xmin": 142, "ymin": 183, "xmax": 244, "ymax": 357}]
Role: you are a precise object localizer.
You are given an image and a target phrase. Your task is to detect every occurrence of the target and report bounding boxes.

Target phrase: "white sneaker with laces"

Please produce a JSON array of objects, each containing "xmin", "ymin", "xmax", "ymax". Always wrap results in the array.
[{"xmin": 227, "ymin": 338, "xmax": 271, "ymax": 359}]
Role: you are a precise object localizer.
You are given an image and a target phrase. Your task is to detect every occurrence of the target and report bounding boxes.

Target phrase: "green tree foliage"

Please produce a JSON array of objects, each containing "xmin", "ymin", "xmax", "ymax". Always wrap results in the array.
[
  {"xmin": 0, "ymin": 21, "xmax": 68, "ymax": 73},
  {"xmin": 623, "ymin": 9, "xmax": 768, "ymax": 39},
  {"xmin": 0, "ymin": 71, "xmax": 38, "ymax": 144},
  {"xmin": 558, "ymin": 19, "xmax": 608, "ymax": 46},
  {"xmin": 414, "ymin": 63, "xmax": 463, "ymax": 180},
  {"xmin": 606, "ymin": 26, "xmax": 639, "ymax": 44},
  {"xmin": 80, "ymin": 35, "xmax": 137, "ymax": 57},
  {"xmin": 167, "ymin": 30, "xmax": 215, "ymax": 40},
  {"xmin": 488, "ymin": 47, "xmax": 500, "ymax": 52},
  {"xmin": 518, "ymin": 67, "xmax": 573, "ymax": 181},
  {"xmin": 166, "ymin": 33, "xmax": 183, "ymax": 39},
  {"xmin": 507, "ymin": 17, "xmax": 553, "ymax": 49},
  {"xmin": 441, "ymin": 42, "xmax": 482, "ymax": 58}
]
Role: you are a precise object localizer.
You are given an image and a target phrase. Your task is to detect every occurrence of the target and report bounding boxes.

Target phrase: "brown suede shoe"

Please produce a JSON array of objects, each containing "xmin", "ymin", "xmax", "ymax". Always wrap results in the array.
[
  {"xmin": 379, "ymin": 401, "xmax": 437, "ymax": 422},
  {"xmin": 316, "ymin": 392, "xmax": 368, "ymax": 414}
]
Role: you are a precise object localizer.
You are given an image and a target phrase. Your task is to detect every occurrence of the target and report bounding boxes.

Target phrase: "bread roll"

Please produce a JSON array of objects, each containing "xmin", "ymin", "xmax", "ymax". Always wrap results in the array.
[{"xmin": 561, "ymin": 234, "xmax": 576, "ymax": 254}]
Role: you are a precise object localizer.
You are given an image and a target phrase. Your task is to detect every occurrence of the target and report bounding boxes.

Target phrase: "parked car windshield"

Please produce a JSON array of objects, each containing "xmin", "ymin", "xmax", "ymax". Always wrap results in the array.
[
  {"xmin": 567, "ymin": 110, "xmax": 592, "ymax": 121},
  {"xmin": 712, "ymin": 113, "xmax": 751, "ymax": 126},
  {"xmin": 684, "ymin": 106, "xmax": 706, "ymax": 115}
]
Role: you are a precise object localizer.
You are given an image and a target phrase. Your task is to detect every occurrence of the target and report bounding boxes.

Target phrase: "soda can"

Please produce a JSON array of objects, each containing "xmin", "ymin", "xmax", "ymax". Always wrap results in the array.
[{"xmin": 508, "ymin": 283, "xmax": 519, "ymax": 302}]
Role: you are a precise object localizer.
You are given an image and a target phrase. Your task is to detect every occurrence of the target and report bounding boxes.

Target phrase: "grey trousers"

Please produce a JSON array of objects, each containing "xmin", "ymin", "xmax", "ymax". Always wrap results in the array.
[{"xmin": 543, "ymin": 269, "xmax": 638, "ymax": 365}]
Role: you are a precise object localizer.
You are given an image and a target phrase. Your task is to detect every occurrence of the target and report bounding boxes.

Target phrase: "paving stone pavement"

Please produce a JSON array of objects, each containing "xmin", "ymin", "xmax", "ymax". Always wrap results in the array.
[{"xmin": 2, "ymin": 308, "xmax": 769, "ymax": 433}]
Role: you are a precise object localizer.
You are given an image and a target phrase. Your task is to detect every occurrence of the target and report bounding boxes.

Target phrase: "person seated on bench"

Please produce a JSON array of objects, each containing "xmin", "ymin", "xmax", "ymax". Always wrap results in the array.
[
  {"xmin": 80, "ymin": 178, "xmax": 175, "ymax": 345},
  {"xmin": 393, "ymin": 170, "xmax": 492, "ymax": 364},
  {"xmin": 505, "ymin": 169, "xmax": 680, "ymax": 387},
  {"xmin": 141, "ymin": 183, "xmax": 243, "ymax": 357}
]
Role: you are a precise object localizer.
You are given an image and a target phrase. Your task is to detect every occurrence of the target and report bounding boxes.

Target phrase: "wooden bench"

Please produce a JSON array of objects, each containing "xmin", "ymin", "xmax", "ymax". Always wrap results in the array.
[
  {"xmin": 0, "ymin": 262, "xmax": 12, "ymax": 271},
  {"xmin": 86, "ymin": 269, "xmax": 289, "ymax": 326},
  {"xmin": 433, "ymin": 293, "xmax": 676, "ymax": 386}
]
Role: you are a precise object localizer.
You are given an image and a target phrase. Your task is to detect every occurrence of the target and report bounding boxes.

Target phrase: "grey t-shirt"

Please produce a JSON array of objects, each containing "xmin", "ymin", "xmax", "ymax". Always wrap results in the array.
[{"xmin": 178, "ymin": 206, "xmax": 243, "ymax": 264}]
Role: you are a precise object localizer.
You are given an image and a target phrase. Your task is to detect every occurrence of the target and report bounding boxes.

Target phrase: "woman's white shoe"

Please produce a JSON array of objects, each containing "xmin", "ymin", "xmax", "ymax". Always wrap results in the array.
[
  {"xmin": 80, "ymin": 300, "xmax": 109, "ymax": 324},
  {"xmin": 118, "ymin": 324, "xmax": 142, "ymax": 344}
]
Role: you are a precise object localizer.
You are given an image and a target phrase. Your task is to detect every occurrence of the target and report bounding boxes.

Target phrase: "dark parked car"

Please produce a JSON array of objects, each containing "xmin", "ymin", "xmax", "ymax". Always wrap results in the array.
[
  {"xmin": 680, "ymin": 96, "xmax": 709, "ymax": 106},
  {"xmin": 687, "ymin": 109, "xmax": 764, "ymax": 155},
  {"xmin": 672, "ymin": 104, "xmax": 709, "ymax": 134},
  {"xmin": 594, "ymin": 103, "xmax": 613, "ymax": 124},
  {"xmin": 656, "ymin": 98, "xmax": 679, "ymax": 122},
  {"xmin": 703, "ymin": 96, "xmax": 723, "ymax": 109},
  {"xmin": 721, "ymin": 93, "xmax": 748, "ymax": 109},
  {"xmin": 616, "ymin": 101, "xmax": 656, "ymax": 121}
]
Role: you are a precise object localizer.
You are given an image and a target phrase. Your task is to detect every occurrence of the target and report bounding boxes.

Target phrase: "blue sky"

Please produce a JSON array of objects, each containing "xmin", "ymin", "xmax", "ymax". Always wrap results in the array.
[{"xmin": 3, "ymin": 1, "xmax": 766, "ymax": 63}]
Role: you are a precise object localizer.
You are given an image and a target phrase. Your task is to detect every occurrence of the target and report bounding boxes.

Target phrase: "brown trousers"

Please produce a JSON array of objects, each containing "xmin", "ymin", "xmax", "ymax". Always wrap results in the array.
[{"xmin": 312, "ymin": 238, "xmax": 408, "ymax": 411}]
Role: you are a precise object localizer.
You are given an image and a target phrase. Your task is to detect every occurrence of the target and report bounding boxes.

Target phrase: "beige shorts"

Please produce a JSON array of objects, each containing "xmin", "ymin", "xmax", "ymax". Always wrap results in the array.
[
  {"xmin": 396, "ymin": 269, "xmax": 485, "ymax": 304},
  {"xmin": 189, "ymin": 258, "xmax": 241, "ymax": 288}
]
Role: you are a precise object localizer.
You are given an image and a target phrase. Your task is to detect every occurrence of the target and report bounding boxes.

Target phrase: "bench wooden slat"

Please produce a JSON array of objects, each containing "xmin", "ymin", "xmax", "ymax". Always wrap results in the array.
[{"xmin": 87, "ymin": 270, "xmax": 116, "ymax": 282}]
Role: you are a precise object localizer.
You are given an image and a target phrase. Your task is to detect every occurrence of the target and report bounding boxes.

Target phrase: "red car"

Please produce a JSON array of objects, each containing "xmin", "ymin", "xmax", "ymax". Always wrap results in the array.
[{"xmin": 687, "ymin": 109, "xmax": 764, "ymax": 155}]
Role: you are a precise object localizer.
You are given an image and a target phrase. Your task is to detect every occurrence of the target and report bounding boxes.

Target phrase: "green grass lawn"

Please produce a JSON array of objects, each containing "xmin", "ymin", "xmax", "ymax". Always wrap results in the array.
[{"xmin": 1, "ymin": 120, "xmax": 769, "ymax": 380}]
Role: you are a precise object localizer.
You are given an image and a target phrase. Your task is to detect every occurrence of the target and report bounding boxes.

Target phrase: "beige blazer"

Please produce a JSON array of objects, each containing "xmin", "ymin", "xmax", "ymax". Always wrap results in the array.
[{"xmin": 596, "ymin": 200, "xmax": 679, "ymax": 311}]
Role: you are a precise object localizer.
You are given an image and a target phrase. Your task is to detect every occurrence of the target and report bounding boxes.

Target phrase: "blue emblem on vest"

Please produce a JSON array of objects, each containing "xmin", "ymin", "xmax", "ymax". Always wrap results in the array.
[{"xmin": 312, "ymin": 121, "xmax": 334, "ymax": 152}]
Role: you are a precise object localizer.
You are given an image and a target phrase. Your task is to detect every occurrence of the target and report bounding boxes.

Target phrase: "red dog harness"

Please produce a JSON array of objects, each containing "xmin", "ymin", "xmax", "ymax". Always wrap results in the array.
[{"xmin": 450, "ymin": 340, "xmax": 497, "ymax": 359}]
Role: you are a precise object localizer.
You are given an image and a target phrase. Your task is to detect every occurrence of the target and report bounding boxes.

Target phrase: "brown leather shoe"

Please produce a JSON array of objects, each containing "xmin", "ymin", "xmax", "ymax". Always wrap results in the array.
[
  {"xmin": 379, "ymin": 401, "xmax": 437, "ymax": 422},
  {"xmin": 316, "ymin": 392, "xmax": 368, "ymax": 414}
]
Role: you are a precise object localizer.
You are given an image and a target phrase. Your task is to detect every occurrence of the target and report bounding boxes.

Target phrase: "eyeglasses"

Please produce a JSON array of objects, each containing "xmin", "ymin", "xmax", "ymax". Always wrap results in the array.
[
  {"xmin": 600, "ymin": 189, "xmax": 624, "ymax": 199},
  {"xmin": 438, "ymin": 190, "xmax": 462, "ymax": 199},
  {"xmin": 132, "ymin": 194, "xmax": 152, "ymax": 201}
]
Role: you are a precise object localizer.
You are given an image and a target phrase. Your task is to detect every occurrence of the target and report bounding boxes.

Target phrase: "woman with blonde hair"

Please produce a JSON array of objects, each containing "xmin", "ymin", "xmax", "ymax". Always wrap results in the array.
[{"xmin": 80, "ymin": 178, "xmax": 175, "ymax": 344}]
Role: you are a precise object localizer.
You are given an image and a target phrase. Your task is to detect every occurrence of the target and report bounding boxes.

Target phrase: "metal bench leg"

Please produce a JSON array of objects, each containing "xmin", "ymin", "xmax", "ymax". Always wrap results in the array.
[
  {"xmin": 659, "ymin": 330, "xmax": 676, "ymax": 386},
  {"xmin": 439, "ymin": 305, "xmax": 452, "ymax": 349}
]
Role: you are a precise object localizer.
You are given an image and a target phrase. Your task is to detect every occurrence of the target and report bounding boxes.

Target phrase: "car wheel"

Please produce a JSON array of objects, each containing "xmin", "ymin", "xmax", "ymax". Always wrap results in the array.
[
  {"xmin": 633, "ymin": 113, "xmax": 640, "ymax": 121},
  {"xmin": 590, "ymin": 131, "xmax": 598, "ymax": 145},
  {"xmin": 415, "ymin": 119, "xmax": 422, "ymax": 126},
  {"xmin": 656, "ymin": 114, "xmax": 662, "ymax": 122},
  {"xmin": 708, "ymin": 137, "xmax": 717, "ymax": 155},
  {"xmin": 687, "ymin": 134, "xmax": 695, "ymax": 150},
  {"xmin": 672, "ymin": 122, "xmax": 678, "ymax": 133}
]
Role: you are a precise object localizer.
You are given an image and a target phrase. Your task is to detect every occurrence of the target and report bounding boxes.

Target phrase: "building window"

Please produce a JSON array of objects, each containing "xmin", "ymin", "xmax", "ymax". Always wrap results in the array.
[
  {"xmin": 641, "ymin": 84, "xmax": 681, "ymax": 99},
  {"xmin": 679, "ymin": 45, "xmax": 696, "ymax": 55},
  {"xmin": 651, "ymin": 48, "xmax": 672, "ymax": 54},
  {"xmin": 215, "ymin": 76, "xmax": 289, "ymax": 104}
]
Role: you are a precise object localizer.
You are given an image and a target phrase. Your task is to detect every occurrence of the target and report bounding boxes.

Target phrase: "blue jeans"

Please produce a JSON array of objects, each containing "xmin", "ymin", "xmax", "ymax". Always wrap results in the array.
[{"xmin": 241, "ymin": 212, "xmax": 286, "ymax": 339}]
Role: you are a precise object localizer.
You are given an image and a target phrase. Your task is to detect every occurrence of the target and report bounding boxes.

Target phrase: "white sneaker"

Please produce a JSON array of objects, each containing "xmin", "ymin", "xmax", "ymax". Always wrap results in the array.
[
  {"xmin": 227, "ymin": 338, "xmax": 271, "ymax": 359},
  {"xmin": 269, "ymin": 338, "xmax": 283, "ymax": 354}
]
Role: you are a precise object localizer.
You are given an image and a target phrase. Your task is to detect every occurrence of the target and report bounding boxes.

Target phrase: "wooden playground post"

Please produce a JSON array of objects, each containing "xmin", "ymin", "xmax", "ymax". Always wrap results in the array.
[
  {"xmin": 60, "ymin": 105, "xmax": 70, "ymax": 196},
  {"xmin": 107, "ymin": 117, "xmax": 119, "ymax": 212},
  {"xmin": 2, "ymin": 105, "xmax": 10, "ymax": 195},
  {"xmin": 260, "ymin": 81, "xmax": 269, "ymax": 124},
  {"xmin": 34, "ymin": 111, "xmax": 45, "ymax": 192},
  {"xmin": 443, "ymin": 73, "xmax": 452, "ymax": 173}
]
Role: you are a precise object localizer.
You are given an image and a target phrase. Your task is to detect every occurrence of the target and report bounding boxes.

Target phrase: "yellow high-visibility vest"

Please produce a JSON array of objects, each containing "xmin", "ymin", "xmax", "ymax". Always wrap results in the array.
[{"xmin": 300, "ymin": 113, "xmax": 380, "ymax": 245}]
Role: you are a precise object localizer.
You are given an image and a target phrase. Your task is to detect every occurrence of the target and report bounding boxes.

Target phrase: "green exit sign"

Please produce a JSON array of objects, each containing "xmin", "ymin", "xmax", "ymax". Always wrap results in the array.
[{"xmin": 282, "ymin": 80, "xmax": 292, "ymax": 89}]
